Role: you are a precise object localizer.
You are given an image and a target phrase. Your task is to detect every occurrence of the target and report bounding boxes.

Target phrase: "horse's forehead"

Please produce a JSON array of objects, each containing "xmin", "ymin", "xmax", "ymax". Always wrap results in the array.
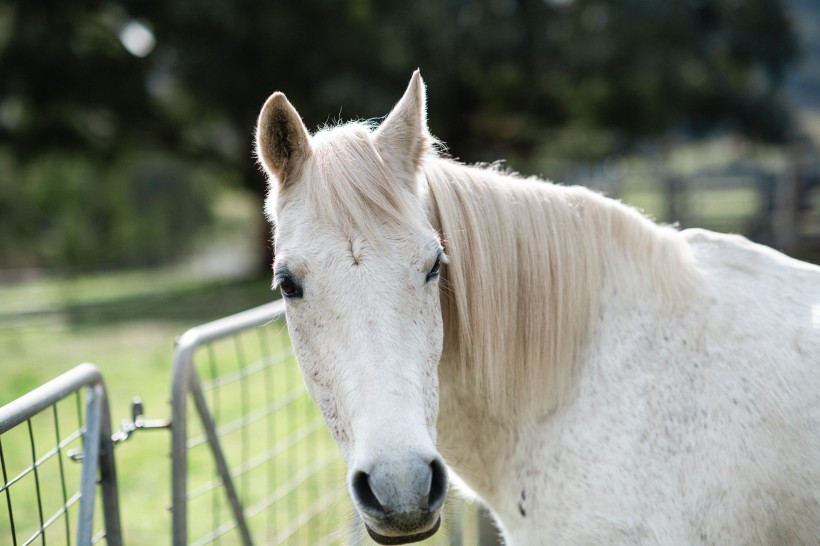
[
  {"xmin": 276, "ymin": 186, "xmax": 431, "ymax": 253},
  {"xmin": 280, "ymin": 224, "xmax": 425, "ymax": 260},
  {"xmin": 277, "ymin": 197, "xmax": 413, "ymax": 240},
  {"xmin": 276, "ymin": 203, "xmax": 428, "ymax": 262}
]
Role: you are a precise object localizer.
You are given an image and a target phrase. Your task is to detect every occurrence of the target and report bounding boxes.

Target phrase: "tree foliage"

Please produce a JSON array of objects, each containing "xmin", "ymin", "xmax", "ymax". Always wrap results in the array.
[
  {"xmin": 0, "ymin": 149, "xmax": 213, "ymax": 269},
  {"xmin": 0, "ymin": 0, "xmax": 801, "ymax": 268},
  {"xmin": 1, "ymin": 0, "xmax": 799, "ymax": 161}
]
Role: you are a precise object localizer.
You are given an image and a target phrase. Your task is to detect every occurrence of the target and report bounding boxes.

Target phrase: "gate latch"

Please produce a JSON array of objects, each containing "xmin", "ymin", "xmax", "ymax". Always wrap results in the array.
[
  {"xmin": 69, "ymin": 397, "xmax": 170, "ymax": 461},
  {"xmin": 111, "ymin": 396, "xmax": 171, "ymax": 444}
]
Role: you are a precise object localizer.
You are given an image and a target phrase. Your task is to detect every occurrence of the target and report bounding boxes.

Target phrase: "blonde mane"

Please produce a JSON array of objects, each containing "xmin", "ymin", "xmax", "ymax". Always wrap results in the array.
[
  {"xmin": 285, "ymin": 122, "xmax": 695, "ymax": 418},
  {"xmin": 270, "ymin": 122, "xmax": 425, "ymax": 243},
  {"xmin": 423, "ymin": 156, "xmax": 695, "ymax": 418}
]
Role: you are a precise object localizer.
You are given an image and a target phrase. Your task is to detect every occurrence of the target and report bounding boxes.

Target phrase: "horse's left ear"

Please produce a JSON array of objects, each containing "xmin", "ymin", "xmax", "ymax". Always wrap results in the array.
[{"xmin": 373, "ymin": 70, "xmax": 430, "ymax": 190}]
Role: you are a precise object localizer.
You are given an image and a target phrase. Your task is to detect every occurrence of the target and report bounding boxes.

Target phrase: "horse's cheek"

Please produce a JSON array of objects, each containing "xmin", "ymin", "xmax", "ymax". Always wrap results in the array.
[
  {"xmin": 425, "ymin": 370, "xmax": 440, "ymax": 437},
  {"xmin": 297, "ymin": 351, "xmax": 354, "ymax": 460},
  {"xmin": 422, "ymin": 302, "xmax": 444, "ymax": 436},
  {"xmin": 288, "ymin": 310, "xmax": 344, "ymax": 438},
  {"xmin": 319, "ymin": 394, "xmax": 352, "ymax": 460}
]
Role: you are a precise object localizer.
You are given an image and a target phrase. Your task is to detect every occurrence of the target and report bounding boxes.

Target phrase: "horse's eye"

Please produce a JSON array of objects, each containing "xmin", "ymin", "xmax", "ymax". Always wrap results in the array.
[
  {"xmin": 277, "ymin": 275, "xmax": 303, "ymax": 299},
  {"xmin": 426, "ymin": 255, "xmax": 442, "ymax": 283}
]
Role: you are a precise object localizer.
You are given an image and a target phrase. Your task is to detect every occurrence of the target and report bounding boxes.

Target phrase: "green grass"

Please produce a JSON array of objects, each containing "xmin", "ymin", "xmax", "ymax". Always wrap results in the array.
[{"xmin": 0, "ymin": 270, "xmax": 274, "ymax": 544}]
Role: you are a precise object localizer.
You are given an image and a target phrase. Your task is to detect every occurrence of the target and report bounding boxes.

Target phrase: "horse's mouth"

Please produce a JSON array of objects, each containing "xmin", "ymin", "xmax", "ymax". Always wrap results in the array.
[{"xmin": 364, "ymin": 516, "xmax": 441, "ymax": 545}]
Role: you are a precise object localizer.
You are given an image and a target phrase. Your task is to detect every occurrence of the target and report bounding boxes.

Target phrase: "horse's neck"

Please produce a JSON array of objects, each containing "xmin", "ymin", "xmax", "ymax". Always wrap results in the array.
[{"xmin": 425, "ymin": 158, "xmax": 695, "ymax": 500}]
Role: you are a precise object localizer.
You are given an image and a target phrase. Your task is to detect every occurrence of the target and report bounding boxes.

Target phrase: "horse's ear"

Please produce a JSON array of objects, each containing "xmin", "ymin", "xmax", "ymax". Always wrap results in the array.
[
  {"xmin": 256, "ymin": 92, "xmax": 312, "ymax": 189},
  {"xmin": 373, "ymin": 70, "xmax": 430, "ymax": 188}
]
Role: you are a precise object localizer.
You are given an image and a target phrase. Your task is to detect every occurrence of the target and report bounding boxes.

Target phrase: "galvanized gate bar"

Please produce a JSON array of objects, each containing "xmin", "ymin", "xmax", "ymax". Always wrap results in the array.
[
  {"xmin": 188, "ymin": 366, "xmax": 253, "ymax": 545},
  {"xmin": 77, "ymin": 383, "xmax": 102, "ymax": 545},
  {"xmin": 170, "ymin": 300, "xmax": 285, "ymax": 546},
  {"xmin": 0, "ymin": 364, "xmax": 101, "ymax": 432},
  {"xmin": 97, "ymin": 384, "xmax": 122, "ymax": 546}
]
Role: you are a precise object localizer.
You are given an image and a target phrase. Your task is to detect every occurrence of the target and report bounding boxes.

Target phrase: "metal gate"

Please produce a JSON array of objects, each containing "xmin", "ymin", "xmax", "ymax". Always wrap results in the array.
[
  {"xmin": 1, "ymin": 300, "xmax": 493, "ymax": 545},
  {"xmin": 0, "ymin": 363, "xmax": 122, "ymax": 545},
  {"xmin": 170, "ymin": 299, "xmax": 354, "ymax": 545}
]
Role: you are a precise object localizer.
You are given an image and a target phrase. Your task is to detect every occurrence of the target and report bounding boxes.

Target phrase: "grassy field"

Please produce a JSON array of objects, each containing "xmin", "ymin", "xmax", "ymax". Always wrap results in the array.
[{"xmin": 0, "ymin": 269, "xmax": 278, "ymax": 543}]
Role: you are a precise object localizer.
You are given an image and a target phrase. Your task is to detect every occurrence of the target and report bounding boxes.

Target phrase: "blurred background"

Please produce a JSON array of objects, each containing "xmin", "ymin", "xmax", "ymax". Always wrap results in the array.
[
  {"xmin": 0, "ymin": 0, "xmax": 819, "ymax": 540},
  {"xmin": 1, "ymin": 0, "xmax": 819, "ymax": 279}
]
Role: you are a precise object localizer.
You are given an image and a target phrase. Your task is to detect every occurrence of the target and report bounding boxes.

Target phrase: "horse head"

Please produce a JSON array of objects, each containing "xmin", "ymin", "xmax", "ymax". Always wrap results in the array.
[{"xmin": 255, "ymin": 71, "xmax": 449, "ymax": 544}]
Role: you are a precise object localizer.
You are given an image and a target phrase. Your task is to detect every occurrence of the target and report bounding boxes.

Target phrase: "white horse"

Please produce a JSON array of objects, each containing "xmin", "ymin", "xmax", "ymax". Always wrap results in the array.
[{"xmin": 255, "ymin": 71, "xmax": 820, "ymax": 545}]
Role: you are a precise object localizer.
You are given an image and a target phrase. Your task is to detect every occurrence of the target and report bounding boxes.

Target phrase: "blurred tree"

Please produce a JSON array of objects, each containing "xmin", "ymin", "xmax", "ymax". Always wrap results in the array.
[
  {"xmin": 1, "ymin": 0, "xmax": 800, "ymax": 161},
  {"xmin": 0, "ymin": 0, "xmax": 801, "ymax": 268},
  {"xmin": 0, "ymin": 148, "xmax": 214, "ymax": 270}
]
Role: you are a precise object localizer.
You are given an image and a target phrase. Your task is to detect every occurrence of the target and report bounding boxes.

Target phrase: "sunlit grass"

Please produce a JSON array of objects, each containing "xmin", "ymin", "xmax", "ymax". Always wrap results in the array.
[{"xmin": 0, "ymin": 269, "xmax": 275, "ymax": 544}]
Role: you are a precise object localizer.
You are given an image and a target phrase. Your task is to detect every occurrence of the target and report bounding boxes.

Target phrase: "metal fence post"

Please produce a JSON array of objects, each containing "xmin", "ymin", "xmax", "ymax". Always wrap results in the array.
[
  {"xmin": 77, "ymin": 383, "xmax": 102, "ymax": 545},
  {"xmin": 98, "ymin": 384, "xmax": 123, "ymax": 546}
]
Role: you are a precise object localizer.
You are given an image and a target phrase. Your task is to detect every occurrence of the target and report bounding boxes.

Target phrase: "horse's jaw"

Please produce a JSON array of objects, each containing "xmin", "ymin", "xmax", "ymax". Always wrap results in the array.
[{"xmin": 364, "ymin": 515, "xmax": 442, "ymax": 545}]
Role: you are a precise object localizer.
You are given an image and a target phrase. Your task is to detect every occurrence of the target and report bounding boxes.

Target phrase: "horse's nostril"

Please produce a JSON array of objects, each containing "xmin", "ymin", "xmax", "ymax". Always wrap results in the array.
[
  {"xmin": 352, "ymin": 470, "xmax": 386, "ymax": 516},
  {"xmin": 428, "ymin": 458, "xmax": 448, "ymax": 512}
]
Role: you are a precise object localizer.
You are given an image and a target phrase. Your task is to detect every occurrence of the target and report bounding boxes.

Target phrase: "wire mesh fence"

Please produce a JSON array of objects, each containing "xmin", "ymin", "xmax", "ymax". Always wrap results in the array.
[
  {"xmin": 170, "ymin": 299, "xmax": 491, "ymax": 546},
  {"xmin": 0, "ymin": 363, "xmax": 121, "ymax": 546}
]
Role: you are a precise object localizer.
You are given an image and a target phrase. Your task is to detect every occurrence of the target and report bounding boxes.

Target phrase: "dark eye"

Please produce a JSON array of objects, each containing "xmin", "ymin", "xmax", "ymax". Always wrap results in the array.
[
  {"xmin": 426, "ymin": 255, "xmax": 442, "ymax": 283},
  {"xmin": 277, "ymin": 274, "xmax": 303, "ymax": 299}
]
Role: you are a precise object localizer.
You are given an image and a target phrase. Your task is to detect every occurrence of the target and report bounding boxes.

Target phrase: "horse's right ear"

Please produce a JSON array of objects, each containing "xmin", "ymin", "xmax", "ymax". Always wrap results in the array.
[
  {"xmin": 255, "ymin": 92, "xmax": 312, "ymax": 188},
  {"xmin": 373, "ymin": 70, "xmax": 430, "ymax": 189}
]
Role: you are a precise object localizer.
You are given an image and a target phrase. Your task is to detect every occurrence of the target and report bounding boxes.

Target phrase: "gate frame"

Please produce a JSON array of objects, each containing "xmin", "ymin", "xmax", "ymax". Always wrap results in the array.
[{"xmin": 170, "ymin": 300, "xmax": 285, "ymax": 546}]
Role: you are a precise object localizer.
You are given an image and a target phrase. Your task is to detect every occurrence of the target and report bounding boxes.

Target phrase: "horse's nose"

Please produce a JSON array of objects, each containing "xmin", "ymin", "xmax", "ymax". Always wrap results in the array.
[{"xmin": 351, "ymin": 455, "xmax": 448, "ymax": 517}]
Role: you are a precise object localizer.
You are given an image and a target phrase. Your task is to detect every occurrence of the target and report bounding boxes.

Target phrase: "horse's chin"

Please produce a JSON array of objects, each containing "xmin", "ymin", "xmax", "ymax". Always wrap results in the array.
[{"xmin": 364, "ymin": 516, "xmax": 441, "ymax": 545}]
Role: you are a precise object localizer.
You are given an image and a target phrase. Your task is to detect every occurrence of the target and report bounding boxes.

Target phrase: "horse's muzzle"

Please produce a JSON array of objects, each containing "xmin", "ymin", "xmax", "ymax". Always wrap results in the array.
[{"xmin": 350, "ymin": 455, "xmax": 448, "ymax": 544}]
